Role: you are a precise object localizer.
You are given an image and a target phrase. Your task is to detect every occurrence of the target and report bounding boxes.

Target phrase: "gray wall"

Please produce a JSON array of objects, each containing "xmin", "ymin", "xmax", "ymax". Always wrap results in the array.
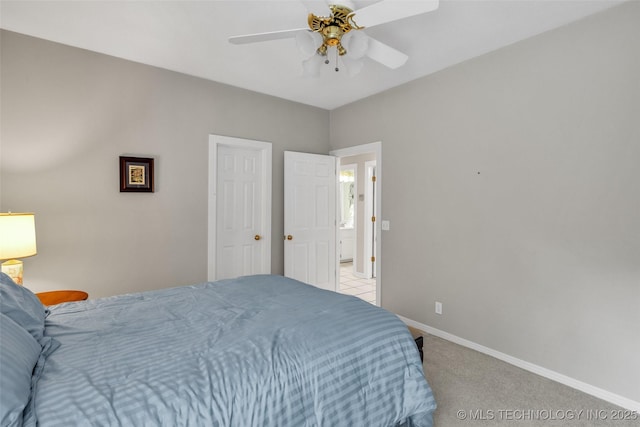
[
  {"xmin": 330, "ymin": 2, "xmax": 640, "ymax": 403},
  {"xmin": 0, "ymin": 30, "xmax": 330, "ymax": 298}
]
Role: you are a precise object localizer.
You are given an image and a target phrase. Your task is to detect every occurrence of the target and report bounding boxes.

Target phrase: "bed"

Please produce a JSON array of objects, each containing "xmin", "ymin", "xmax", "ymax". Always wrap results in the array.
[{"xmin": 1, "ymin": 272, "xmax": 436, "ymax": 426}]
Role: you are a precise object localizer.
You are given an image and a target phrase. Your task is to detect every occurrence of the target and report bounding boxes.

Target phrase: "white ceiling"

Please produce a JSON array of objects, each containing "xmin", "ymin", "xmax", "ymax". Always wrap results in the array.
[{"xmin": 0, "ymin": 0, "xmax": 624, "ymax": 110}]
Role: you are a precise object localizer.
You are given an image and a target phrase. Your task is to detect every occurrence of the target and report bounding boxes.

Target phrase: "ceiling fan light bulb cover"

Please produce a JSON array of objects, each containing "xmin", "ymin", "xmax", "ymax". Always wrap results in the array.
[
  {"xmin": 342, "ymin": 57, "xmax": 364, "ymax": 77},
  {"xmin": 344, "ymin": 32, "xmax": 369, "ymax": 59},
  {"xmin": 295, "ymin": 31, "xmax": 320, "ymax": 58},
  {"xmin": 302, "ymin": 55, "xmax": 323, "ymax": 78}
]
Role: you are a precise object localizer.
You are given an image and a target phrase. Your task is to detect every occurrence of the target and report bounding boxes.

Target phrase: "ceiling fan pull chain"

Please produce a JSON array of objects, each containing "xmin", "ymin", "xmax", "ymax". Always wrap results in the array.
[{"xmin": 335, "ymin": 48, "xmax": 339, "ymax": 72}]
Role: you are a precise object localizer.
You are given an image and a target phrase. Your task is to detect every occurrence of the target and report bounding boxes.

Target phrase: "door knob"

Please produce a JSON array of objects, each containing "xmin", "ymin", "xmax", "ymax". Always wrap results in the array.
[
  {"xmin": 254, "ymin": 235, "xmax": 261, "ymax": 241},
  {"xmin": 285, "ymin": 235, "xmax": 293, "ymax": 240}
]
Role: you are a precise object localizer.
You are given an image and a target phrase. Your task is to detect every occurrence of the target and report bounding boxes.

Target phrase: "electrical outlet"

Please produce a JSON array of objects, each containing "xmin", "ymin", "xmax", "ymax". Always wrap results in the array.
[{"xmin": 435, "ymin": 301, "xmax": 443, "ymax": 315}]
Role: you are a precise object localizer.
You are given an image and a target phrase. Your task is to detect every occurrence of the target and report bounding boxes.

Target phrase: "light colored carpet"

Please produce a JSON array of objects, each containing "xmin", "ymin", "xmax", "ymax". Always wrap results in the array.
[{"xmin": 418, "ymin": 331, "xmax": 639, "ymax": 426}]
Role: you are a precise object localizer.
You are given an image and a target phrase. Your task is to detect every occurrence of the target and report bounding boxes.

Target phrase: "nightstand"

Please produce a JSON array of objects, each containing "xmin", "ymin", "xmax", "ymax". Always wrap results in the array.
[
  {"xmin": 408, "ymin": 326, "xmax": 424, "ymax": 363},
  {"xmin": 36, "ymin": 290, "xmax": 88, "ymax": 306}
]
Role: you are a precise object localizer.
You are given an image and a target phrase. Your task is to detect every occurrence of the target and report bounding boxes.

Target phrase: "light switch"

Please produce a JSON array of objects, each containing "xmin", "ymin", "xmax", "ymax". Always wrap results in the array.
[{"xmin": 381, "ymin": 220, "xmax": 390, "ymax": 231}]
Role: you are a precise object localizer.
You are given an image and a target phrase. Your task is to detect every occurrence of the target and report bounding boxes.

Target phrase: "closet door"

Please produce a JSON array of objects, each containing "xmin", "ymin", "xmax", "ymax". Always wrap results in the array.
[{"xmin": 208, "ymin": 135, "xmax": 272, "ymax": 280}]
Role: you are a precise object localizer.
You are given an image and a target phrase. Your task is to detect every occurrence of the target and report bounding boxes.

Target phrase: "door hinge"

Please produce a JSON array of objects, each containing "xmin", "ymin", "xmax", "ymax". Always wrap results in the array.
[
  {"xmin": 371, "ymin": 256, "xmax": 376, "ymax": 262},
  {"xmin": 372, "ymin": 176, "xmax": 377, "ymax": 182},
  {"xmin": 371, "ymin": 216, "xmax": 376, "ymax": 222}
]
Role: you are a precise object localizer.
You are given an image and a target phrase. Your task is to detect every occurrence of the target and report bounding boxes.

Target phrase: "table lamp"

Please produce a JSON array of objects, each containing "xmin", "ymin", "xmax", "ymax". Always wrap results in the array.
[{"xmin": 0, "ymin": 213, "xmax": 37, "ymax": 285}]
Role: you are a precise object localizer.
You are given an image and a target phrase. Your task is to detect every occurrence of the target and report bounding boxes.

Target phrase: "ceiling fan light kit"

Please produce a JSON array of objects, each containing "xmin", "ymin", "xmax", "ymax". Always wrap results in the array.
[
  {"xmin": 308, "ymin": 5, "xmax": 361, "ymax": 61},
  {"xmin": 229, "ymin": 0, "xmax": 440, "ymax": 76}
]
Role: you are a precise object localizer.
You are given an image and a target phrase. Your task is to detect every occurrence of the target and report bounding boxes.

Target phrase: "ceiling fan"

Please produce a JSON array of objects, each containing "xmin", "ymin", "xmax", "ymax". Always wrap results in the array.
[{"xmin": 229, "ymin": 0, "xmax": 439, "ymax": 77}]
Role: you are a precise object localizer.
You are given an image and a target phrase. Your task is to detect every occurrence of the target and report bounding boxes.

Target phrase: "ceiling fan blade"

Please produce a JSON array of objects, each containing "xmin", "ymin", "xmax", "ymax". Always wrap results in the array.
[
  {"xmin": 298, "ymin": 0, "xmax": 331, "ymax": 16},
  {"xmin": 353, "ymin": 0, "xmax": 439, "ymax": 28},
  {"xmin": 229, "ymin": 28, "xmax": 308, "ymax": 45},
  {"xmin": 365, "ymin": 37, "xmax": 408, "ymax": 69},
  {"xmin": 337, "ymin": 0, "xmax": 357, "ymax": 11}
]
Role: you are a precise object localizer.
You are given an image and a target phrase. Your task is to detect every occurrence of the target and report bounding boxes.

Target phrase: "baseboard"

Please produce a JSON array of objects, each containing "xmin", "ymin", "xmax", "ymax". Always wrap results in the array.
[{"xmin": 398, "ymin": 315, "xmax": 640, "ymax": 413}]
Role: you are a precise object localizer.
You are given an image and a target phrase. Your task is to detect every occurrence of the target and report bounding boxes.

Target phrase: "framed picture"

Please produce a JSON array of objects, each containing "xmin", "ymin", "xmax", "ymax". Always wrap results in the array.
[{"xmin": 119, "ymin": 156, "xmax": 154, "ymax": 192}]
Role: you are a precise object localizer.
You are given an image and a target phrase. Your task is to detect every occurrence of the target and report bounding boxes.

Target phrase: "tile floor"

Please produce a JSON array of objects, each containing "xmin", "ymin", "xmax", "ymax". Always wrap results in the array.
[{"xmin": 338, "ymin": 261, "xmax": 377, "ymax": 305}]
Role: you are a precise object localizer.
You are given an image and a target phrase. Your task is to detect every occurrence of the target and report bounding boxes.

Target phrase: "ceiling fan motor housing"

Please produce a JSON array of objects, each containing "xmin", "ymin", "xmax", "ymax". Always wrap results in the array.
[{"xmin": 308, "ymin": 4, "xmax": 360, "ymax": 57}]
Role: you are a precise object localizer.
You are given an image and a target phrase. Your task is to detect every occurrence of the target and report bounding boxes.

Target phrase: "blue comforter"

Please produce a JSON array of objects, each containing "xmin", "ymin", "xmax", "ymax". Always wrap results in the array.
[{"xmin": 28, "ymin": 275, "xmax": 436, "ymax": 426}]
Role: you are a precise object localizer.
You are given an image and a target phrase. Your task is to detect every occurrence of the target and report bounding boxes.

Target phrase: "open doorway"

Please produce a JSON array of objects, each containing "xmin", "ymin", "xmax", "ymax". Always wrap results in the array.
[
  {"xmin": 330, "ymin": 142, "xmax": 381, "ymax": 306},
  {"xmin": 339, "ymin": 163, "xmax": 357, "ymax": 264}
]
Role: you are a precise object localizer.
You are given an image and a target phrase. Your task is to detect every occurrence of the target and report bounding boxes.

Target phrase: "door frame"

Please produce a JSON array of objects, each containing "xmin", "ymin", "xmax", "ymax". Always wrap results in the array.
[
  {"xmin": 364, "ymin": 160, "xmax": 377, "ymax": 279},
  {"xmin": 208, "ymin": 134, "xmax": 272, "ymax": 281},
  {"xmin": 330, "ymin": 142, "xmax": 382, "ymax": 306}
]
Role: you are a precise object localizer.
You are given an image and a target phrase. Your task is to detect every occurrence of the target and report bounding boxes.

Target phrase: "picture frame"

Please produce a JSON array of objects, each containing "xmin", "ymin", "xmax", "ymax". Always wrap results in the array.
[{"xmin": 119, "ymin": 156, "xmax": 154, "ymax": 193}]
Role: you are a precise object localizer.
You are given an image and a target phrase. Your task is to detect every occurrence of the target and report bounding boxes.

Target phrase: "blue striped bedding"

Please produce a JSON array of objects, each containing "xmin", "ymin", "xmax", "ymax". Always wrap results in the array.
[{"xmin": 28, "ymin": 275, "xmax": 436, "ymax": 426}]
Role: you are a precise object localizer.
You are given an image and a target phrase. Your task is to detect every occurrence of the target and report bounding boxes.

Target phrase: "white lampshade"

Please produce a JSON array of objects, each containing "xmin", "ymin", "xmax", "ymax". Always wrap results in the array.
[
  {"xmin": 302, "ymin": 54, "xmax": 324, "ymax": 78},
  {"xmin": 0, "ymin": 213, "xmax": 37, "ymax": 285},
  {"xmin": 342, "ymin": 32, "xmax": 369, "ymax": 60},
  {"xmin": 340, "ymin": 56, "xmax": 364, "ymax": 77},
  {"xmin": 0, "ymin": 213, "xmax": 37, "ymax": 259},
  {"xmin": 295, "ymin": 31, "xmax": 322, "ymax": 59}
]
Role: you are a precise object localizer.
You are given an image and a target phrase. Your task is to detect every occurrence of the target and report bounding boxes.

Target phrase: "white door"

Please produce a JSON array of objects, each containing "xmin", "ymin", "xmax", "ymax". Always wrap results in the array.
[
  {"xmin": 208, "ymin": 135, "xmax": 272, "ymax": 281},
  {"xmin": 284, "ymin": 151, "xmax": 337, "ymax": 291}
]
